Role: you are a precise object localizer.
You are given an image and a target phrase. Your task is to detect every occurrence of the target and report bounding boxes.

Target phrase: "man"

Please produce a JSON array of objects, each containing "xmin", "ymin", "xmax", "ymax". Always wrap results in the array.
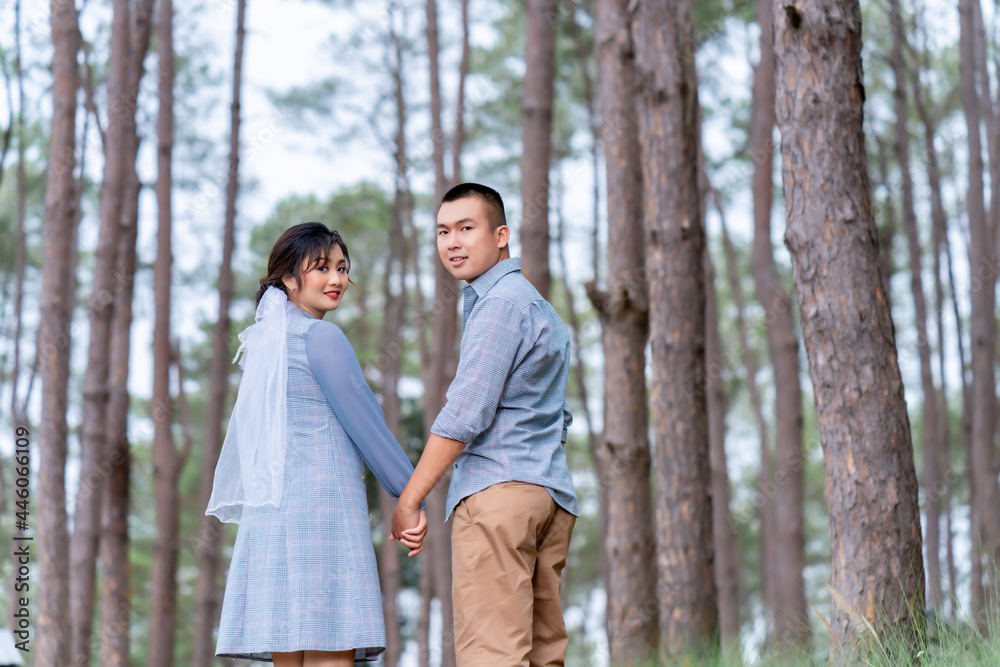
[{"xmin": 391, "ymin": 183, "xmax": 578, "ymax": 666}]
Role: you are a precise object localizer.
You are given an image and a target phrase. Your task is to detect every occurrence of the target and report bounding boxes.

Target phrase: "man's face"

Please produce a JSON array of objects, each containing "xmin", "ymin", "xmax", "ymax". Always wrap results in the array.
[{"xmin": 436, "ymin": 197, "xmax": 509, "ymax": 282}]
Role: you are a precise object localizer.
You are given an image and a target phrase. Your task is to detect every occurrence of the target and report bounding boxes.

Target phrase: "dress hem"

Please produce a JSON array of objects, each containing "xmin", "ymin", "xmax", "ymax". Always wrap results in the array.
[{"xmin": 217, "ymin": 645, "xmax": 384, "ymax": 663}]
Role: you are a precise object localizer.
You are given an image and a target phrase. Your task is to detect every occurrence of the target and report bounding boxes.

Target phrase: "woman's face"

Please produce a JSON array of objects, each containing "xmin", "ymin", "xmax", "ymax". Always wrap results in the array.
[{"xmin": 282, "ymin": 243, "xmax": 350, "ymax": 319}]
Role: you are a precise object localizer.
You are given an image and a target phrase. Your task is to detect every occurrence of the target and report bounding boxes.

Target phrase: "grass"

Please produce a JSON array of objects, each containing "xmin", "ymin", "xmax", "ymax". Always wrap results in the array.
[{"xmin": 585, "ymin": 606, "xmax": 1000, "ymax": 666}]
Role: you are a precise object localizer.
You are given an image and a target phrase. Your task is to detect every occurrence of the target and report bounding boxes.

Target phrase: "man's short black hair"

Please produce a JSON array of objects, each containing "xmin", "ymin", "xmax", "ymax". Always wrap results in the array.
[{"xmin": 440, "ymin": 182, "xmax": 507, "ymax": 231}]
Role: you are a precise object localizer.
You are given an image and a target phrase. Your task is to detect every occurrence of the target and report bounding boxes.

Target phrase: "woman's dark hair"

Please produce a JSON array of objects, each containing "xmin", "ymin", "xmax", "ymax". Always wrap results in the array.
[{"xmin": 256, "ymin": 222, "xmax": 351, "ymax": 306}]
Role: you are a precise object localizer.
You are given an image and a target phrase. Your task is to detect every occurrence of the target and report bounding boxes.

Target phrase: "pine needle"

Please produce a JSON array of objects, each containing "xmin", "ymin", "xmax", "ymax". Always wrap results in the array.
[
  {"xmin": 827, "ymin": 584, "xmax": 886, "ymax": 656},
  {"xmin": 808, "ymin": 596, "xmax": 844, "ymax": 662}
]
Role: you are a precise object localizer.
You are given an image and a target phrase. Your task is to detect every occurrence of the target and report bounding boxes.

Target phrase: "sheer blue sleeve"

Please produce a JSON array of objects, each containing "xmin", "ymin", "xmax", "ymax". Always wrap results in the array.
[{"xmin": 304, "ymin": 320, "xmax": 422, "ymax": 507}]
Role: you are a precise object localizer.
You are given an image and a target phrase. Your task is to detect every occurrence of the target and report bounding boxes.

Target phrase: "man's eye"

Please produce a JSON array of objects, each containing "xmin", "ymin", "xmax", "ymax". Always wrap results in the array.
[{"xmin": 461, "ymin": 226, "xmax": 472, "ymax": 231}]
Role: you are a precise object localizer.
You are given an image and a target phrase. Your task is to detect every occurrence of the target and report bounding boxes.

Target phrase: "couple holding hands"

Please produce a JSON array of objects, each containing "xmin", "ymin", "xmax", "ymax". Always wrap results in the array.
[{"xmin": 206, "ymin": 183, "xmax": 578, "ymax": 666}]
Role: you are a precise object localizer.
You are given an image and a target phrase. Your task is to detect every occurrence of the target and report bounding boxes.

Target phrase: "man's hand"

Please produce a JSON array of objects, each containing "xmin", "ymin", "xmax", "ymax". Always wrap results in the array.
[
  {"xmin": 389, "ymin": 502, "xmax": 427, "ymax": 557},
  {"xmin": 388, "ymin": 433, "xmax": 467, "ymax": 557}
]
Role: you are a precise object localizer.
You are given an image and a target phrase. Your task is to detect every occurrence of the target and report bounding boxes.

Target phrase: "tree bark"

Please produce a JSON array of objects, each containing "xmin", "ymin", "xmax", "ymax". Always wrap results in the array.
[
  {"xmin": 632, "ymin": 0, "xmax": 717, "ymax": 655},
  {"xmin": 99, "ymin": 134, "xmax": 141, "ymax": 667},
  {"xmin": 774, "ymin": 0, "xmax": 925, "ymax": 650},
  {"xmin": 37, "ymin": 0, "xmax": 80, "ymax": 662},
  {"xmin": 6, "ymin": 0, "xmax": 30, "ymax": 634},
  {"xmin": 909, "ymin": 30, "xmax": 960, "ymax": 616},
  {"xmin": 376, "ymin": 23, "xmax": 411, "ymax": 665},
  {"xmin": 553, "ymin": 168, "xmax": 609, "ymax": 621},
  {"xmin": 971, "ymin": 0, "xmax": 999, "ymax": 248},
  {"xmin": 451, "ymin": 0, "xmax": 469, "ymax": 186},
  {"xmin": 424, "ymin": 2, "xmax": 459, "ymax": 663},
  {"xmin": 10, "ymin": 0, "xmax": 27, "ymax": 427},
  {"xmin": 889, "ymin": 0, "xmax": 942, "ymax": 612},
  {"xmin": 714, "ymin": 193, "xmax": 776, "ymax": 645},
  {"xmin": 874, "ymin": 141, "xmax": 896, "ymax": 309},
  {"xmin": 520, "ymin": 0, "xmax": 557, "ymax": 299},
  {"xmin": 586, "ymin": 0, "xmax": 657, "ymax": 661},
  {"xmin": 0, "ymin": 55, "xmax": 12, "ymax": 195},
  {"xmin": 148, "ymin": 0, "xmax": 183, "ymax": 662},
  {"xmin": 751, "ymin": 0, "xmax": 808, "ymax": 650},
  {"xmin": 192, "ymin": 2, "xmax": 246, "ymax": 664},
  {"xmin": 944, "ymin": 214, "xmax": 980, "ymax": 614},
  {"xmin": 70, "ymin": 0, "xmax": 154, "ymax": 661},
  {"xmin": 566, "ymin": 7, "xmax": 602, "ymax": 283},
  {"xmin": 704, "ymin": 244, "xmax": 740, "ymax": 649},
  {"xmin": 417, "ymin": 557, "xmax": 433, "ymax": 667},
  {"xmin": 69, "ymin": 0, "xmax": 133, "ymax": 657},
  {"xmin": 959, "ymin": 0, "xmax": 1000, "ymax": 618}
]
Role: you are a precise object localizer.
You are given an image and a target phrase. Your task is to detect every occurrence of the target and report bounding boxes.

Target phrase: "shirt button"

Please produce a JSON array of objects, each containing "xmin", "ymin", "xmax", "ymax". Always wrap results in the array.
[{"xmin": 454, "ymin": 463, "xmax": 458, "ymax": 469}]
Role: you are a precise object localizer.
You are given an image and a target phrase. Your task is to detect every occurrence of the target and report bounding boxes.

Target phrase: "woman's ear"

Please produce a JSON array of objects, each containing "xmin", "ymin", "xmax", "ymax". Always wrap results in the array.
[{"xmin": 281, "ymin": 274, "xmax": 297, "ymax": 293}]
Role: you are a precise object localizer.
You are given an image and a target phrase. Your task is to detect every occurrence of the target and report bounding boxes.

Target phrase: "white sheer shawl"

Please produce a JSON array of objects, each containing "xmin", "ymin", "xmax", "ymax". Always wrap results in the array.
[{"xmin": 206, "ymin": 286, "xmax": 290, "ymax": 523}]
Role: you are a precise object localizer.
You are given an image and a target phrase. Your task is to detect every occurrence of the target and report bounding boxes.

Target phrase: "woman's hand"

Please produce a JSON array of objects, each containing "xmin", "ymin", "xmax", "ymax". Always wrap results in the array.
[{"xmin": 389, "ymin": 505, "xmax": 428, "ymax": 557}]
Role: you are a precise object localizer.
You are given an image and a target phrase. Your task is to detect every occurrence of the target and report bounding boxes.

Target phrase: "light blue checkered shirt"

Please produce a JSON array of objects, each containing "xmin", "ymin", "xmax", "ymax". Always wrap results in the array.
[{"xmin": 430, "ymin": 258, "xmax": 579, "ymax": 521}]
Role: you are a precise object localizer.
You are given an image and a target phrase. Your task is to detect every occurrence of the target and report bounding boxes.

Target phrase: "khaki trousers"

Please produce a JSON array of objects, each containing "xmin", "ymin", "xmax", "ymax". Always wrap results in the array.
[{"xmin": 451, "ymin": 481, "xmax": 576, "ymax": 667}]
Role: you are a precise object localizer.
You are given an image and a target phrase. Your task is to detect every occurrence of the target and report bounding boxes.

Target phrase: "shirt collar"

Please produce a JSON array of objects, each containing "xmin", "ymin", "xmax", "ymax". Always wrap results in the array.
[{"xmin": 467, "ymin": 257, "xmax": 521, "ymax": 298}]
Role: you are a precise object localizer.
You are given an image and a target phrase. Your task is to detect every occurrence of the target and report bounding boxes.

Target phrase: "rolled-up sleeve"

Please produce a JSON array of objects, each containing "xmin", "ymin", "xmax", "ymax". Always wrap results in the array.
[
  {"xmin": 431, "ymin": 297, "xmax": 523, "ymax": 443},
  {"xmin": 304, "ymin": 320, "xmax": 421, "ymax": 505}
]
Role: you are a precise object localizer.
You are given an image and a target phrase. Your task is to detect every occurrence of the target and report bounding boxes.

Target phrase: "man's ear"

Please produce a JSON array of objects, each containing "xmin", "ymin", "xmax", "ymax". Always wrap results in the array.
[{"xmin": 496, "ymin": 225, "xmax": 510, "ymax": 251}]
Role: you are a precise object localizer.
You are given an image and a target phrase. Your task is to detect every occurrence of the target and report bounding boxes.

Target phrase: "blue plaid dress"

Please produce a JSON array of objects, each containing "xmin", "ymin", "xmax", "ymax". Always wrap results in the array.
[{"xmin": 216, "ymin": 303, "xmax": 417, "ymax": 662}]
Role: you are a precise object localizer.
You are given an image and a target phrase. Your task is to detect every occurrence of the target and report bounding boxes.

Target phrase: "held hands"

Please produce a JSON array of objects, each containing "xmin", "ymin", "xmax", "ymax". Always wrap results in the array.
[{"xmin": 389, "ymin": 500, "xmax": 427, "ymax": 557}]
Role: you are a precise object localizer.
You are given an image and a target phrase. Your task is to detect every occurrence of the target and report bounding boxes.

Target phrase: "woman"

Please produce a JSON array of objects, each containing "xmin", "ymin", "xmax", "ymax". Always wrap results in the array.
[{"xmin": 207, "ymin": 222, "xmax": 427, "ymax": 666}]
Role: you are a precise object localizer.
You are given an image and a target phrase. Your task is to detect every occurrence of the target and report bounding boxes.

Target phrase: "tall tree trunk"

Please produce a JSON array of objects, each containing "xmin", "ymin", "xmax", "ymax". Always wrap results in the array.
[
  {"xmin": 37, "ymin": 0, "xmax": 80, "ymax": 662},
  {"xmin": 889, "ymin": 0, "xmax": 942, "ymax": 612},
  {"xmin": 451, "ymin": 0, "xmax": 469, "ymax": 185},
  {"xmin": 70, "ymin": 0, "xmax": 133, "ymax": 657},
  {"xmin": 874, "ymin": 141, "xmax": 896, "ymax": 309},
  {"xmin": 192, "ymin": 3, "xmax": 246, "ymax": 664},
  {"xmin": 632, "ymin": 0, "xmax": 717, "ymax": 655},
  {"xmin": 566, "ymin": 8, "xmax": 602, "ymax": 283},
  {"xmin": 704, "ymin": 244, "xmax": 739, "ymax": 649},
  {"xmin": 959, "ymin": 0, "xmax": 1000, "ymax": 618},
  {"xmin": 10, "ymin": 0, "xmax": 27, "ymax": 426},
  {"xmin": 149, "ymin": 0, "xmax": 183, "ymax": 662},
  {"xmin": 376, "ymin": 265, "xmax": 405, "ymax": 667},
  {"xmin": 553, "ymin": 168, "xmax": 609, "ymax": 620},
  {"xmin": 417, "ymin": 559, "xmax": 433, "ymax": 667},
  {"xmin": 972, "ymin": 0, "xmax": 999, "ymax": 248},
  {"xmin": 0, "ymin": 56, "xmax": 12, "ymax": 195},
  {"xmin": 7, "ymin": 0, "xmax": 31, "ymax": 635},
  {"xmin": 565, "ymin": 2, "xmax": 611, "ymax": 621},
  {"xmin": 376, "ymin": 22, "xmax": 411, "ymax": 665},
  {"xmin": 99, "ymin": 136, "xmax": 141, "ymax": 667},
  {"xmin": 751, "ymin": 0, "xmax": 808, "ymax": 649},
  {"xmin": 774, "ymin": 0, "xmax": 925, "ymax": 650},
  {"xmin": 70, "ymin": 0, "xmax": 154, "ymax": 661},
  {"xmin": 424, "ymin": 2, "xmax": 458, "ymax": 664},
  {"xmin": 944, "ymin": 214, "xmax": 980, "ymax": 613},
  {"xmin": 910, "ymin": 32, "xmax": 960, "ymax": 616},
  {"xmin": 587, "ymin": 0, "xmax": 657, "ymax": 661},
  {"xmin": 715, "ymin": 193, "xmax": 775, "ymax": 644},
  {"xmin": 520, "ymin": 0, "xmax": 557, "ymax": 299},
  {"xmin": 554, "ymin": 171, "xmax": 599, "ymax": 506}
]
